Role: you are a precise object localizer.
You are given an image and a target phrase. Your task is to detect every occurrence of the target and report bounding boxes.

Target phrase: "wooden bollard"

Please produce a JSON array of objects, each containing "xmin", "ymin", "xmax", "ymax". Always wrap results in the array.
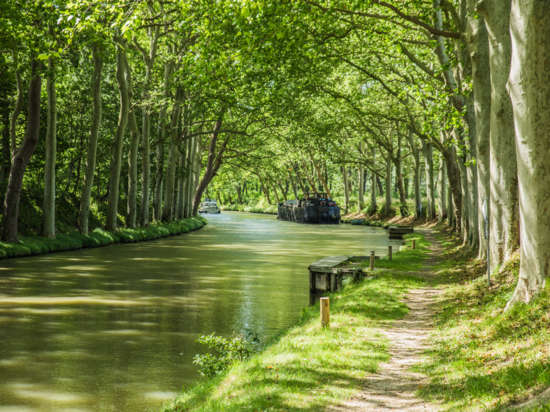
[
  {"xmin": 320, "ymin": 297, "xmax": 330, "ymax": 328},
  {"xmin": 388, "ymin": 245, "xmax": 392, "ymax": 261},
  {"xmin": 412, "ymin": 239, "xmax": 416, "ymax": 249},
  {"xmin": 370, "ymin": 250, "xmax": 375, "ymax": 270}
]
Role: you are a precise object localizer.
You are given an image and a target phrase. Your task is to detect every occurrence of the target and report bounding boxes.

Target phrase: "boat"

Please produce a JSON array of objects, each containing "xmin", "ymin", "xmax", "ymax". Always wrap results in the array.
[
  {"xmin": 199, "ymin": 199, "xmax": 221, "ymax": 214},
  {"xmin": 278, "ymin": 192, "xmax": 340, "ymax": 224}
]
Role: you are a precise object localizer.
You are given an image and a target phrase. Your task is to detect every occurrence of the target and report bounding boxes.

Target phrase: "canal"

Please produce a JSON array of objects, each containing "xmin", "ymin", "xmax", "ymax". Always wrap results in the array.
[{"xmin": 0, "ymin": 212, "xmax": 397, "ymax": 411}]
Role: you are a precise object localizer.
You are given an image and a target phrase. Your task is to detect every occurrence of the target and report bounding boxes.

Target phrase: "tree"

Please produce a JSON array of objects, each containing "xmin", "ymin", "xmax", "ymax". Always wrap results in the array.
[{"xmin": 505, "ymin": 0, "xmax": 550, "ymax": 307}]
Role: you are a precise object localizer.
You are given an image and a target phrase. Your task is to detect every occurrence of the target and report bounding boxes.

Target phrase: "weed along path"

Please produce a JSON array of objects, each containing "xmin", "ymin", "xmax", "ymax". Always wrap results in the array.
[{"xmin": 328, "ymin": 229, "xmax": 443, "ymax": 412}]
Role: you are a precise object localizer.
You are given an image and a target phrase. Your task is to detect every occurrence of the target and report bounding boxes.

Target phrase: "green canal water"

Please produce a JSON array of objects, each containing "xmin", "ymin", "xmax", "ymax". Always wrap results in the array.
[{"xmin": 0, "ymin": 212, "xmax": 399, "ymax": 411}]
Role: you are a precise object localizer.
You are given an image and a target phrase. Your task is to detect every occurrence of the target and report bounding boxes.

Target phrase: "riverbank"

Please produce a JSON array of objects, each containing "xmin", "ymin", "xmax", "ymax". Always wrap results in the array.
[
  {"xmin": 162, "ymin": 223, "xmax": 550, "ymax": 411},
  {"xmin": 0, "ymin": 216, "xmax": 206, "ymax": 259},
  {"xmin": 162, "ymin": 233, "xmax": 430, "ymax": 411}
]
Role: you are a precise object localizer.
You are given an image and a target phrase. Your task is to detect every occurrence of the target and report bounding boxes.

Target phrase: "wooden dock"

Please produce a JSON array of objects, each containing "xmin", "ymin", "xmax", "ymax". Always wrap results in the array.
[
  {"xmin": 388, "ymin": 225, "xmax": 414, "ymax": 239},
  {"xmin": 308, "ymin": 255, "xmax": 365, "ymax": 294}
]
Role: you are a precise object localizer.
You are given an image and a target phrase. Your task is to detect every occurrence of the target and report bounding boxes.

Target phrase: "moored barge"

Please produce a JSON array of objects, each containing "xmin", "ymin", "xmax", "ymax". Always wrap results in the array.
[{"xmin": 277, "ymin": 193, "xmax": 341, "ymax": 224}]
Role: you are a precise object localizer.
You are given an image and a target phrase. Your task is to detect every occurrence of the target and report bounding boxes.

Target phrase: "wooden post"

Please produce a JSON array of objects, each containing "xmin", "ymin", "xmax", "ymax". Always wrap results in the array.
[
  {"xmin": 370, "ymin": 250, "xmax": 375, "ymax": 270},
  {"xmin": 388, "ymin": 245, "xmax": 392, "ymax": 261},
  {"xmin": 412, "ymin": 239, "xmax": 416, "ymax": 249},
  {"xmin": 320, "ymin": 297, "xmax": 330, "ymax": 328}
]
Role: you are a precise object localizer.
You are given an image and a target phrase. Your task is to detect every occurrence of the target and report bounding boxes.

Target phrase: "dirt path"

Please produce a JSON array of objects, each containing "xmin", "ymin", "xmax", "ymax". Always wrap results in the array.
[{"xmin": 328, "ymin": 229, "xmax": 443, "ymax": 411}]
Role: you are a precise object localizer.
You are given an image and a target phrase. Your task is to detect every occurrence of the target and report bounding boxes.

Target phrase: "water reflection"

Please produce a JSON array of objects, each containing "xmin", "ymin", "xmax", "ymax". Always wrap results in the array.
[{"xmin": 0, "ymin": 212, "xmax": 398, "ymax": 411}]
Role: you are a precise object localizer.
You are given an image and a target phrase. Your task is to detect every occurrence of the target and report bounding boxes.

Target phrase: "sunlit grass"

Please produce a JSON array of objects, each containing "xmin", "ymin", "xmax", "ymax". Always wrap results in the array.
[
  {"xmin": 162, "ymin": 235, "xmax": 429, "ymax": 412},
  {"xmin": 417, "ymin": 245, "xmax": 550, "ymax": 410}
]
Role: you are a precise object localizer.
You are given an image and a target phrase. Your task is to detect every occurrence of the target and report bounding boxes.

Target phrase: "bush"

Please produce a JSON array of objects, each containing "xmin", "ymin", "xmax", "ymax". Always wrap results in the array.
[{"xmin": 193, "ymin": 333, "xmax": 253, "ymax": 378}]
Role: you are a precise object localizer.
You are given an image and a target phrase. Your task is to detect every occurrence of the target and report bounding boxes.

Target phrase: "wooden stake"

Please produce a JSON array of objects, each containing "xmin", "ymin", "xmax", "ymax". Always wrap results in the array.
[
  {"xmin": 370, "ymin": 250, "xmax": 375, "ymax": 270},
  {"xmin": 388, "ymin": 245, "xmax": 392, "ymax": 261},
  {"xmin": 320, "ymin": 297, "xmax": 330, "ymax": 328},
  {"xmin": 412, "ymin": 239, "xmax": 416, "ymax": 249}
]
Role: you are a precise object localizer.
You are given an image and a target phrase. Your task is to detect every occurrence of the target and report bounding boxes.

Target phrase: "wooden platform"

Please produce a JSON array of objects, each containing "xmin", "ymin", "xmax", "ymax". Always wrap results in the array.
[
  {"xmin": 308, "ymin": 255, "xmax": 364, "ymax": 294},
  {"xmin": 388, "ymin": 225, "xmax": 414, "ymax": 239}
]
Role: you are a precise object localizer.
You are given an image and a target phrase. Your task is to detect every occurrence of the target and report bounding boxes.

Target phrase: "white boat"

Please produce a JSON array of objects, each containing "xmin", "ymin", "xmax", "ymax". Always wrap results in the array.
[{"xmin": 199, "ymin": 200, "xmax": 221, "ymax": 214}]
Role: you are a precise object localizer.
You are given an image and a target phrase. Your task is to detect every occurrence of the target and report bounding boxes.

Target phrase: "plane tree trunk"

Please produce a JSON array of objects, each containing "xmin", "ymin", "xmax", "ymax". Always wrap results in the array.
[
  {"xmin": 43, "ymin": 55, "xmax": 56, "ymax": 238},
  {"xmin": 3, "ymin": 58, "xmax": 42, "ymax": 242},
  {"xmin": 106, "ymin": 44, "xmax": 129, "ymax": 231},
  {"xmin": 506, "ymin": 0, "xmax": 550, "ymax": 307},
  {"xmin": 479, "ymin": 0, "xmax": 519, "ymax": 268}
]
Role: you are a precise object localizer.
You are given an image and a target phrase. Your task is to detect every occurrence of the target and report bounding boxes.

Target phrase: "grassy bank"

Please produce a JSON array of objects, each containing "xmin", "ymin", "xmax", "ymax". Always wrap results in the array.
[
  {"xmin": 0, "ymin": 216, "xmax": 207, "ymax": 259},
  {"xmin": 162, "ymin": 234, "xmax": 429, "ymax": 412},
  {"xmin": 418, "ymin": 232, "xmax": 550, "ymax": 410}
]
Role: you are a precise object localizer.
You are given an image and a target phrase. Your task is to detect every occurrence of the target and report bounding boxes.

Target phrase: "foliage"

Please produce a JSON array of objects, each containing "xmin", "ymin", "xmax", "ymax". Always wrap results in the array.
[
  {"xmin": 193, "ymin": 333, "xmax": 254, "ymax": 378},
  {"xmin": 0, "ymin": 217, "xmax": 206, "ymax": 259}
]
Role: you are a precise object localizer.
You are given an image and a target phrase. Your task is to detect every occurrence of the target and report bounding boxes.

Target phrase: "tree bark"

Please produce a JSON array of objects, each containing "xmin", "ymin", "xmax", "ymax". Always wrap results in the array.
[
  {"xmin": 43, "ymin": 55, "xmax": 56, "ymax": 238},
  {"xmin": 139, "ymin": 28, "xmax": 158, "ymax": 226},
  {"xmin": 406, "ymin": 132, "xmax": 423, "ymax": 218},
  {"xmin": 395, "ymin": 159, "xmax": 408, "ymax": 217},
  {"xmin": 162, "ymin": 91, "xmax": 182, "ymax": 222},
  {"xmin": 2, "ymin": 58, "xmax": 42, "ymax": 242},
  {"xmin": 505, "ymin": 0, "xmax": 550, "ymax": 307},
  {"xmin": 153, "ymin": 63, "xmax": 172, "ymax": 221},
  {"xmin": 422, "ymin": 142, "xmax": 436, "ymax": 220},
  {"xmin": 311, "ymin": 156, "xmax": 331, "ymax": 197},
  {"xmin": 176, "ymin": 153, "xmax": 184, "ymax": 219},
  {"xmin": 358, "ymin": 166, "xmax": 365, "ymax": 212},
  {"xmin": 1, "ymin": 98, "xmax": 10, "ymax": 201},
  {"xmin": 358, "ymin": 142, "xmax": 365, "ymax": 211},
  {"xmin": 9, "ymin": 51, "xmax": 24, "ymax": 157},
  {"xmin": 442, "ymin": 146, "xmax": 462, "ymax": 233},
  {"xmin": 395, "ymin": 134, "xmax": 409, "ymax": 217},
  {"xmin": 342, "ymin": 166, "xmax": 349, "ymax": 214},
  {"xmin": 125, "ymin": 52, "xmax": 139, "ymax": 229},
  {"xmin": 467, "ymin": 9, "xmax": 491, "ymax": 258},
  {"xmin": 479, "ymin": 0, "xmax": 519, "ymax": 268},
  {"xmin": 438, "ymin": 158, "xmax": 447, "ymax": 221},
  {"xmin": 384, "ymin": 157, "xmax": 392, "ymax": 216},
  {"xmin": 288, "ymin": 171, "xmax": 299, "ymax": 199},
  {"xmin": 192, "ymin": 113, "xmax": 226, "ymax": 215},
  {"xmin": 368, "ymin": 148, "xmax": 377, "ymax": 215},
  {"xmin": 185, "ymin": 136, "xmax": 198, "ymax": 217},
  {"xmin": 79, "ymin": 44, "xmax": 102, "ymax": 235},
  {"xmin": 106, "ymin": 44, "xmax": 129, "ymax": 231}
]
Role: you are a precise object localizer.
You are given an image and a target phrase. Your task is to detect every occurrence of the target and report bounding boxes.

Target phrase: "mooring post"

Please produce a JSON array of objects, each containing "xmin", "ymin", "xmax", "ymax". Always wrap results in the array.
[
  {"xmin": 388, "ymin": 245, "xmax": 392, "ymax": 261},
  {"xmin": 412, "ymin": 239, "xmax": 416, "ymax": 250},
  {"xmin": 320, "ymin": 297, "xmax": 330, "ymax": 328},
  {"xmin": 370, "ymin": 250, "xmax": 375, "ymax": 271}
]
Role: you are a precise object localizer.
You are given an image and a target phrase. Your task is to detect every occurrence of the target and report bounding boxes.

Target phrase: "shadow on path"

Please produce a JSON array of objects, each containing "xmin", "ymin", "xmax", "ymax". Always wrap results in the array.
[{"xmin": 327, "ymin": 229, "xmax": 443, "ymax": 411}]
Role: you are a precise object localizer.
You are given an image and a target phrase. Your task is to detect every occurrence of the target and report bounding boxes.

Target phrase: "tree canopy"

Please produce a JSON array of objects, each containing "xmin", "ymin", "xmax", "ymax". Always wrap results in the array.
[{"xmin": 1, "ymin": 0, "xmax": 549, "ymax": 308}]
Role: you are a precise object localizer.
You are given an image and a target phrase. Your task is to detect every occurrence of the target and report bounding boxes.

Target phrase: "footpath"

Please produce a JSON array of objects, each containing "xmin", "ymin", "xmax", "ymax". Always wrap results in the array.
[{"xmin": 328, "ymin": 230, "xmax": 443, "ymax": 411}]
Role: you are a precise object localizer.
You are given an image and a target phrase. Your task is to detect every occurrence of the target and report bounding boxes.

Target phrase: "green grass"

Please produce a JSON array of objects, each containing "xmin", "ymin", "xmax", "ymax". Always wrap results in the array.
[
  {"xmin": 417, "ymin": 241, "xmax": 550, "ymax": 410},
  {"xmin": 162, "ymin": 234, "xmax": 429, "ymax": 412},
  {"xmin": 0, "ymin": 216, "xmax": 207, "ymax": 259},
  {"xmin": 375, "ymin": 233, "xmax": 429, "ymax": 272}
]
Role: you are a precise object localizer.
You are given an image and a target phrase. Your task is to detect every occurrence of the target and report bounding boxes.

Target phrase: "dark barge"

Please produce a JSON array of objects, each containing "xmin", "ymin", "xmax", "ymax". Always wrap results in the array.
[{"xmin": 278, "ymin": 193, "xmax": 341, "ymax": 224}]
